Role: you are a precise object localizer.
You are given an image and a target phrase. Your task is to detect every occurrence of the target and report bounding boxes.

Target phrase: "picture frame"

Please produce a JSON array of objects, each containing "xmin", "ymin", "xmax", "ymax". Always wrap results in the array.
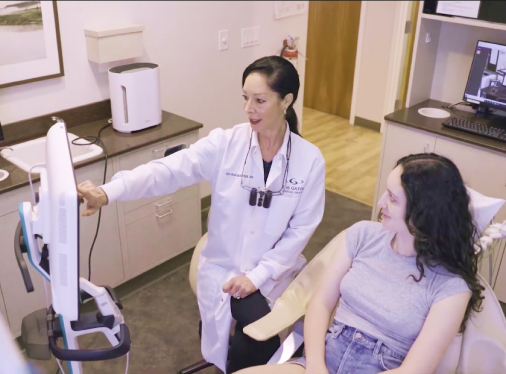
[{"xmin": 0, "ymin": 1, "xmax": 64, "ymax": 89}]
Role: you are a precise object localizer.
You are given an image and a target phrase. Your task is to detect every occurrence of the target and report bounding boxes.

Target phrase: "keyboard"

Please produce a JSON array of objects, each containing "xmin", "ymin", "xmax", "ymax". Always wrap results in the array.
[{"xmin": 442, "ymin": 117, "xmax": 506, "ymax": 142}]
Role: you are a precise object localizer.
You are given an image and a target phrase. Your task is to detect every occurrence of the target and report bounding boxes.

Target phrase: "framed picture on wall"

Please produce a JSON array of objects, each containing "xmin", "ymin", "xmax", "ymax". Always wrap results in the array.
[{"xmin": 0, "ymin": 1, "xmax": 64, "ymax": 89}]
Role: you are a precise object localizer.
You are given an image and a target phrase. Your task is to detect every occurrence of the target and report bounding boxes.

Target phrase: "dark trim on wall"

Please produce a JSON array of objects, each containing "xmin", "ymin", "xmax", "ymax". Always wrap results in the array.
[
  {"xmin": 354, "ymin": 117, "xmax": 381, "ymax": 133},
  {"xmin": 201, "ymin": 195, "xmax": 211, "ymax": 211}
]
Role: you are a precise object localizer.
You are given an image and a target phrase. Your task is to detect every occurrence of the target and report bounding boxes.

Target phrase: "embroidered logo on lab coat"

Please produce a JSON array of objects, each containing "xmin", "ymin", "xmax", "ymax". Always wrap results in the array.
[
  {"xmin": 225, "ymin": 172, "xmax": 253, "ymax": 178},
  {"xmin": 284, "ymin": 178, "xmax": 305, "ymax": 195},
  {"xmin": 289, "ymin": 178, "xmax": 304, "ymax": 185}
]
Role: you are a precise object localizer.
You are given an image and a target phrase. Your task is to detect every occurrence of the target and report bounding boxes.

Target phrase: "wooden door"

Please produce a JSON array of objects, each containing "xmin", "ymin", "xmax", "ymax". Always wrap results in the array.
[{"xmin": 304, "ymin": 1, "xmax": 361, "ymax": 118}]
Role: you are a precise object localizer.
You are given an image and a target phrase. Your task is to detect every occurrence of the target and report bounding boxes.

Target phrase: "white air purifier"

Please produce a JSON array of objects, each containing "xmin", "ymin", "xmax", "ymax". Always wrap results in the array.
[{"xmin": 108, "ymin": 63, "xmax": 162, "ymax": 133}]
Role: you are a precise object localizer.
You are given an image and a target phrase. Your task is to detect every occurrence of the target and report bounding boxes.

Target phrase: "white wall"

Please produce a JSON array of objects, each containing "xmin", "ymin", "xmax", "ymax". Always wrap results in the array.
[
  {"xmin": 352, "ymin": 1, "xmax": 398, "ymax": 124},
  {"xmin": 0, "ymin": 1, "xmax": 308, "ymax": 197}
]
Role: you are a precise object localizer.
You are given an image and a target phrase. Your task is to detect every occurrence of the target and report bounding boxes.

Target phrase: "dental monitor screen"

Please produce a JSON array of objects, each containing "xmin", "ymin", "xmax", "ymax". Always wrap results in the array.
[
  {"xmin": 464, "ymin": 40, "xmax": 506, "ymax": 111},
  {"xmin": 44, "ymin": 122, "xmax": 80, "ymax": 320}
]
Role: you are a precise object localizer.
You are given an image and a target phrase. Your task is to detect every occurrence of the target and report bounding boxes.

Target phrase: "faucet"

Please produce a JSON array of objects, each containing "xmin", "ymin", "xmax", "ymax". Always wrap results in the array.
[{"xmin": 52, "ymin": 116, "xmax": 64, "ymax": 124}]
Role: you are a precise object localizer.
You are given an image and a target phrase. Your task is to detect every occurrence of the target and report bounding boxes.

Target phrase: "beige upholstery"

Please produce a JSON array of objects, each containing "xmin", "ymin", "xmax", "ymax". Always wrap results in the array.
[
  {"xmin": 243, "ymin": 229, "xmax": 506, "ymax": 373},
  {"xmin": 189, "ymin": 233, "xmax": 207, "ymax": 296},
  {"xmin": 243, "ymin": 230, "xmax": 346, "ymax": 341}
]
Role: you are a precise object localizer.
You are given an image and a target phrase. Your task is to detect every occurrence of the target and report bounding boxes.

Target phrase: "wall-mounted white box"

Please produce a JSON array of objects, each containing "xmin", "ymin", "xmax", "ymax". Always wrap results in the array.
[{"xmin": 84, "ymin": 24, "xmax": 144, "ymax": 64}]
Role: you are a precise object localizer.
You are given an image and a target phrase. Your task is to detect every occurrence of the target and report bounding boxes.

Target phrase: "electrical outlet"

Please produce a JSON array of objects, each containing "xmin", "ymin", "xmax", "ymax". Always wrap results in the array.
[
  {"xmin": 242, "ymin": 26, "xmax": 260, "ymax": 48},
  {"xmin": 219, "ymin": 30, "xmax": 229, "ymax": 51}
]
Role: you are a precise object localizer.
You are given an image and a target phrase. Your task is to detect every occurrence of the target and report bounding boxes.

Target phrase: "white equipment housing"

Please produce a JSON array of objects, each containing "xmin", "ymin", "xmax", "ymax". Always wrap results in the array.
[{"xmin": 108, "ymin": 62, "xmax": 162, "ymax": 133}]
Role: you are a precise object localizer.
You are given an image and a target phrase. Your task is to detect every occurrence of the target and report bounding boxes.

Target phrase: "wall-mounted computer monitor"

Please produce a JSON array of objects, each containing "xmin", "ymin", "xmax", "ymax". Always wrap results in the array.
[{"xmin": 464, "ymin": 40, "xmax": 506, "ymax": 112}]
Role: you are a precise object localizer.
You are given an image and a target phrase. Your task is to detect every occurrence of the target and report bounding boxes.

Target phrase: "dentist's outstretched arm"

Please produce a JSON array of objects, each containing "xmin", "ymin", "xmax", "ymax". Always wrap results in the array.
[{"xmin": 78, "ymin": 180, "xmax": 109, "ymax": 216}]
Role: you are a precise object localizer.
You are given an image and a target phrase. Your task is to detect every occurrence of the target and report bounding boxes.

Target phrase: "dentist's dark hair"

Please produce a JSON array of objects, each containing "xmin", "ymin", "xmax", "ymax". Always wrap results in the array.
[
  {"xmin": 242, "ymin": 56, "xmax": 300, "ymax": 135},
  {"xmin": 395, "ymin": 153, "xmax": 483, "ymax": 333}
]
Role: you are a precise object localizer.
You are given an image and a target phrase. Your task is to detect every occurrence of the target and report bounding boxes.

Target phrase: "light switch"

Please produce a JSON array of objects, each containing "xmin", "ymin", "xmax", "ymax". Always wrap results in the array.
[
  {"xmin": 242, "ymin": 26, "xmax": 260, "ymax": 48},
  {"xmin": 219, "ymin": 30, "xmax": 229, "ymax": 51}
]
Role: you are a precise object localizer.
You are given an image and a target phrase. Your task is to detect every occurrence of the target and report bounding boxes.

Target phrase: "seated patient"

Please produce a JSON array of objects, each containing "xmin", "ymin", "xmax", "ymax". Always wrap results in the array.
[{"xmin": 238, "ymin": 153, "xmax": 484, "ymax": 374}]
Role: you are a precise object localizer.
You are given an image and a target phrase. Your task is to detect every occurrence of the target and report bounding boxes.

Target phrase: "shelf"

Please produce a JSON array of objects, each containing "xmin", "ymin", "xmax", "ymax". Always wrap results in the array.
[{"xmin": 421, "ymin": 13, "xmax": 506, "ymax": 32}]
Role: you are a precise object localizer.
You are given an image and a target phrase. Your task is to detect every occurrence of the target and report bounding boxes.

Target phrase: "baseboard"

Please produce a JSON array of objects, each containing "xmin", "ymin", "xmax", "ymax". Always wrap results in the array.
[
  {"xmin": 354, "ymin": 116, "xmax": 381, "ymax": 132},
  {"xmin": 201, "ymin": 195, "xmax": 211, "ymax": 210}
]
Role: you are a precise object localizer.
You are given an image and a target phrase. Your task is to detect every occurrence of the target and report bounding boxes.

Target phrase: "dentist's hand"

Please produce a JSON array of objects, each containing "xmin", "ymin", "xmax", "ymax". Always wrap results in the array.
[
  {"xmin": 77, "ymin": 180, "xmax": 109, "ymax": 216},
  {"xmin": 223, "ymin": 276, "xmax": 257, "ymax": 299}
]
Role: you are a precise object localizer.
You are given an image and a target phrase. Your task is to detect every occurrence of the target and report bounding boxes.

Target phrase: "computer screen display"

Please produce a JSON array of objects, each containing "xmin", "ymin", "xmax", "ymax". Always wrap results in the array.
[{"xmin": 464, "ymin": 40, "xmax": 506, "ymax": 110}]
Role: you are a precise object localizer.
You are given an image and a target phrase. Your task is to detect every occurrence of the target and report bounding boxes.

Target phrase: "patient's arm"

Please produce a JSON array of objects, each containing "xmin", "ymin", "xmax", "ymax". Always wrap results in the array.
[
  {"xmin": 384, "ymin": 291, "xmax": 471, "ymax": 374},
  {"xmin": 304, "ymin": 236, "xmax": 352, "ymax": 374}
]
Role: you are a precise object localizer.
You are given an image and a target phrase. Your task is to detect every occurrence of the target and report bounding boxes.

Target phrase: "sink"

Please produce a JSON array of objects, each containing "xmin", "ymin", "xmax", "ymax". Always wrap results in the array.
[{"xmin": 0, "ymin": 133, "xmax": 103, "ymax": 173}]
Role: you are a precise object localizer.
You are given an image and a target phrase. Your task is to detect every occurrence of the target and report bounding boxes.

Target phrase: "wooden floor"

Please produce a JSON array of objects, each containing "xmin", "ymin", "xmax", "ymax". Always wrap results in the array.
[{"xmin": 301, "ymin": 107, "xmax": 382, "ymax": 207}]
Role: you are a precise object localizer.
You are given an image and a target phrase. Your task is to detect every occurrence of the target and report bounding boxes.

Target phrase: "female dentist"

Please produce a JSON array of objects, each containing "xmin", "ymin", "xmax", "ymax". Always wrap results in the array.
[{"xmin": 78, "ymin": 56, "xmax": 325, "ymax": 373}]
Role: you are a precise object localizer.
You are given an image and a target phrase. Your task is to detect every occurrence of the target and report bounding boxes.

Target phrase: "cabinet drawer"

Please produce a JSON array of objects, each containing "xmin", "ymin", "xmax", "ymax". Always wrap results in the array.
[
  {"xmin": 116, "ymin": 132, "xmax": 198, "ymax": 213},
  {"xmin": 124, "ymin": 185, "xmax": 198, "ymax": 225},
  {"xmin": 124, "ymin": 195, "xmax": 201, "ymax": 278},
  {"xmin": 121, "ymin": 184, "xmax": 198, "ymax": 216},
  {"xmin": 117, "ymin": 132, "xmax": 197, "ymax": 171}
]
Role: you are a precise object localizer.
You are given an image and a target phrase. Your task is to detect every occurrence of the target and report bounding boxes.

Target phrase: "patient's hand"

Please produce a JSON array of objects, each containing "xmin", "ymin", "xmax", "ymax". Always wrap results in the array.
[
  {"xmin": 77, "ymin": 180, "xmax": 109, "ymax": 216},
  {"xmin": 222, "ymin": 276, "xmax": 257, "ymax": 299}
]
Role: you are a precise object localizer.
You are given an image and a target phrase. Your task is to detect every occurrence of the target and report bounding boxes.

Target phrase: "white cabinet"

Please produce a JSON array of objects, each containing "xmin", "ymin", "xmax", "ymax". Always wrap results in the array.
[
  {"xmin": 435, "ymin": 137, "xmax": 506, "ymax": 223},
  {"xmin": 0, "ymin": 207, "xmax": 49, "ymax": 336},
  {"xmin": 123, "ymin": 188, "xmax": 201, "ymax": 278},
  {"xmin": 434, "ymin": 136, "xmax": 506, "ymax": 291},
  {"xmin": 373, "ymin": 123, "xmax": 437, "ymax": 218},
  {"xmin": 0, "ymin": 286, "xmax": 9, "ymax": 328},
  {"xmin": 113, "ymin": 132, "xmax": 202, "ymax": 279},
  {"xmin": 492, "ymin": 241, "xmax": 506, "ymax": 301}
]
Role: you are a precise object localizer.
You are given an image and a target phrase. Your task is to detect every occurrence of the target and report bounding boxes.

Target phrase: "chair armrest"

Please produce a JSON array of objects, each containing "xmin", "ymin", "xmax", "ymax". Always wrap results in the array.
[
  {"xmin": 243, "ymin": 298, "xmax": 305, "ymax": 341},
  {"xmin": 244, "ymin": 230, "xmax": 348, "ymax": 341}
]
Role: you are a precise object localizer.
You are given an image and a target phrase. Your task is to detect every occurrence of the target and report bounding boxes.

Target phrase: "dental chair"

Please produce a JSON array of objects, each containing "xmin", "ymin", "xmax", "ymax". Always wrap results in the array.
[
  {"xmin": 181, "ymin": 188, "xmax": 506, "ymax": 373},
  {"xmin": 243, "ymin": 227, "xmax": 506, "ymax": 373},
  {"xmin": 177, "ymin": 232, "xmax": 213, "ymax": 374},
  {"xmin": 244, "ymin": 188, "xmax": 506, "ymax": 373}
]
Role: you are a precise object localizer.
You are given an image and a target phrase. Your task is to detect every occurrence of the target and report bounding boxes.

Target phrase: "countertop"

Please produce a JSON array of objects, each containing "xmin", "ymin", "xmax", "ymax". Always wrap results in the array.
[
  {"xmin": 0, "ymin": 110, "xmax": 203, "ymax": 195},
  {"xmin": 384, "ymin": 99, "xmax": 506, "ymax": 155}
]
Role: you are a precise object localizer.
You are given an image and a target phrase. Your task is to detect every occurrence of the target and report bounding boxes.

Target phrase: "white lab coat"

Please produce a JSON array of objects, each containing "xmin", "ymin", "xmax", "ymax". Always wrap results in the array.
[{"xmin": 101, "ymin": 123, "xmax": 325, "ymax": 371}]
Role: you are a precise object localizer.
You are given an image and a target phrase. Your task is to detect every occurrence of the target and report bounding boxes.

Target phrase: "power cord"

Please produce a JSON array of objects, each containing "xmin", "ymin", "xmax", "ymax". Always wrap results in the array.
[
  {"xmin": 441, "ymin": 101, "xmax": 471, "ymax": 110},
  {"xmin": 72, "ymin": 120, "xmax": 111, "ymax": 281}
]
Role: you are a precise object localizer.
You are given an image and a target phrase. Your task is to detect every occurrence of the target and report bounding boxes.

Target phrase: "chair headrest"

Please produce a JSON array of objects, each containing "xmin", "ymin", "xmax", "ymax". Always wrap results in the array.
[{"xmin": 467, "ymin": 187, "xmax": 505, "ymax": 235}]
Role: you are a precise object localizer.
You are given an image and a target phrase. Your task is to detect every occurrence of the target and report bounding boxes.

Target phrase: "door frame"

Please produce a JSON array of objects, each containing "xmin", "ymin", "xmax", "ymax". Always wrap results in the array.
[{"xmin": 350, "ymin": 1, "xmax": 412, "ymax": 133}]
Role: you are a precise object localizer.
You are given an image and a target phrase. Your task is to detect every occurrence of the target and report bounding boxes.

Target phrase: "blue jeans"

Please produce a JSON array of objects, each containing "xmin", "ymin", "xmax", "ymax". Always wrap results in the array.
[{"xmin": 290, "ymin": 320, "xmax": 405, "ymax": 373}]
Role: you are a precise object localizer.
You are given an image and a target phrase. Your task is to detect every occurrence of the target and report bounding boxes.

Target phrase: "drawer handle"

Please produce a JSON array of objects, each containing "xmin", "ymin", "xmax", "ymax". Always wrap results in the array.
[
  {"xmin": 156, "ymin": 198, "xmax": 172, "ymax": 207},
  {"xmin": 156, "ymin": 209, "xmax": 173, "ymax": 218},
  {"xmin": 152, "ymin": 144, "xmax": 188, "ymax": 159},
  {"xmin": 153, "ymin": 146, "xmax": 169, "ymax": 154}
]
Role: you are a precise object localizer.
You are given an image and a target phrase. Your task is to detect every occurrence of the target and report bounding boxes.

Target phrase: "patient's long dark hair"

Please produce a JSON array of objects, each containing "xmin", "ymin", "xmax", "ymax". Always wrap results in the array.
[{"xmin": 396, "ymin": 153, "xmax": 483, "ymax": 333}]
